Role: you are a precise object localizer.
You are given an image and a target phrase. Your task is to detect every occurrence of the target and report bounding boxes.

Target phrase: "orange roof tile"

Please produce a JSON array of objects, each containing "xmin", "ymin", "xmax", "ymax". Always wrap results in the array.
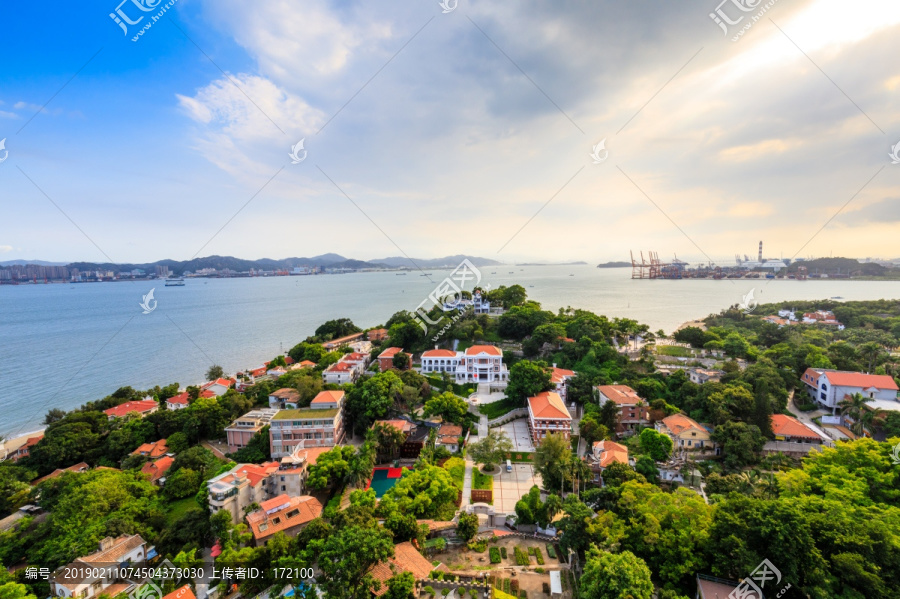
[
  {"xmin": 247, "ymin": 495, "xmax": 323, "ymax": 541},
  {"xmin": 422, "ymin": 349, "xmax": 458, "ymax": 358},
  {"xmin": 379, "ymin": 347, "xmax": 404, "ymax": 358},
  {"xmin": 661, "ymin": 414, "xmax": 705, "ymax": 435},
  {"xmin": 312, "ymin": 390, "xmax": 345, "ymax": 405},
  {"xmin": 104, "ymin": 399, "xmax": 158, "ymax": 418},
  {"xmin": 370, "ymin": 542, "xmax": 435, "ymax": 596},
  {"xmin": 771, "ymin": 414, "xmax": 822, "ymax": 440},
  {"xmin": 592, "ymin": 440, "xmax": 629, "ymax": 468},
  {"xmin": 299, "ymin": 360, "xmax": 316, "ymax": 367},
  {"xmin": 465, "ymin": 345, "xmax": 502, "ymax": 356},
  {"xmin": 823, "ymin": 371, "xmax": 898, "ymax": 390},
  {"xmin": 437, "ymin": 424, "xmax": 463, "ymax": 441},
  {"xmin": 528, "ymin": 391, "xmax": 570, "ymax": 420},
  {"xmin": 374, "ymin": 419, "xmax": 413, "ymax": 434},
  {"xmin": 131, "ymin": 439, "xmax": 168, "ymax": 458},
  {"xmin": 141, "ymin": 456, "xmax": 174, "ymax": 482},
  {"xmin": 549, "ymin": 367, "xmax": 575, "ymax": 384},
  {"xmin": 596, "ymin": 385, "xmax": 642, "ymax": 405}
]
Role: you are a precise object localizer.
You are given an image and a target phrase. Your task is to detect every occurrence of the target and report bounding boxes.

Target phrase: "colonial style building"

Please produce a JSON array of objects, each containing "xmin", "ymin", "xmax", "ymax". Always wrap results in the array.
[
  {"xmin": 549, "ymin": 365, "xmax": 576, "ymax": 402},
  {"xmin": 420, "ymin": 349, "xmax": 461, "ymax": 374},
  {"xmin": 595, "ymin": 385, "xmax": 649, "ymax": 437},
  {"xmin": 527, "ymin": 391, "xmax": 572, "ymax": 444},
  {"xmin": 103, "ymin": 399, "xmax": 159, "ymax": 420},
  {"xmin": 687, "ymin": 368, "xmax": 724, "ymax": 385},
  {"xmin": 456, "ymin": 345, "xmax": 508, "ymax": 384},
  {"xmin": 378, "ymin": 347, "xmax": 411, "ymax": 372},
  {"xmin": 322, "ymin": 360, "xmax": 358, "ymax": 385},
  {"xmin": 269, "ymin": 388, "xmax": 301, "ymax": 410}
]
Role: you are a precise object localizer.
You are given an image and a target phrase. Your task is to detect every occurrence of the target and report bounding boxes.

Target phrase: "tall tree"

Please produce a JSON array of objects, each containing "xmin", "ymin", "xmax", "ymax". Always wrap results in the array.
[
  {"xmin": 534, "ymin": 433, "xmax": 572, "ymax": 492},
  {"xmin": 317, "ymin": 525, "xmax": 394, "ymax": 599},
  {"xmin": 505, "ymin": 360, "xmax": 553, "ymax": 405},
  {"xmin": 580, "ymin": 548, "xmax": 654, "ymax": 599},
  {"xmin": 467, "ymin": 430, "xmax": 513, "ymax": 470},
  {"xmin": 206, "ymin": 365, "xmax": 225, "ymax": 380}
]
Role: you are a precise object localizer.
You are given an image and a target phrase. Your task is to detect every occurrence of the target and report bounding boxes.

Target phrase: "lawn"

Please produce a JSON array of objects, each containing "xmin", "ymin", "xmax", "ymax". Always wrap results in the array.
[
  {"xmin": 473, "ymin": 468, "xmax": 493, "ymax": 491},
  {"xmin": 478, "ymin": 398, "xmax": 522, "ymax": 420},
  {"xmin": 166, "ymin": 497, "xmax": 199, "ymax": 525},
  {"xmin": 443, "ymin": 457, "xmax": 466, "ymax": 489},
  {"xmin": 656, "ymin": 345, "xmax": 694, "ymax": 357}
]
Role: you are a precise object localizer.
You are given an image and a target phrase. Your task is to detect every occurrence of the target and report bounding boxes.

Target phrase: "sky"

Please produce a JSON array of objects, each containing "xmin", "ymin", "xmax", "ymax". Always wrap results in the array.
[{"xmin": 0, "ymin": 0, "xmax": 899, "ymax": 266}]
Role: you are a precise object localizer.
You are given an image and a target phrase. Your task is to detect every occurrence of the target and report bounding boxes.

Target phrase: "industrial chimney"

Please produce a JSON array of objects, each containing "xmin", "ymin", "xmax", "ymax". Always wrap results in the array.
[{"xmin": 758, "ymin": 241, "xmax": 763, "ymax": 263}]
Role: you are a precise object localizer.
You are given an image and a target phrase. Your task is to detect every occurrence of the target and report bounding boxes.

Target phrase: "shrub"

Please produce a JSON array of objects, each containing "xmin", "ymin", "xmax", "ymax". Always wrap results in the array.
[
  {"xmin": 514, "ymin": 546, "xmax": 530, "ymax": 566},
  {"xmin": 534, "ymin": 567, "xmax": 544, "ymax": 574},
  {"xmin": 503, "ymin": 579, "xmax": 511, "ymax": 593},
  {"xmin": 423, "ymin": 587, "xmax": 435, "ymax": 597},
  {"xmin": 510, "ymin": 580, "xmax": 519, "ymax": 593},
  {"xmin": 441, "ymin": 589, "xmax": 450, "ymax": 597},
  {"xmin": 546, "ymin": 544, "xmax": 556, "ymax": 559},
  {"xmin": 467, "ymin": 538, "xmax": 488, "ymax": 552},
  {"xmin": 489, "ymin": 547, "xmax": 502, "ymax": 564},
  {"xmin": 519, "ymin": 592, "xmax": 526, "ymax": 599},
  {"xmin": 527, "ymin": 547, "xmax": 536, "ymax": 556},
  {"xmin": 534, "ymin": 547, "xmax": 544, "ymax": 565},
  {"xmin": 500, "ymin": 547, "xmax": 508, "ymax": 559}
]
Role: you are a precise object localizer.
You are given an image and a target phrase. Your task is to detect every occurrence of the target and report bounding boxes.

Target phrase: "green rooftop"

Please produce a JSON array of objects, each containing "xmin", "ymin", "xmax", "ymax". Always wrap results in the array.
[{"xmin": 273, "ymin": 408, "xmax": 339, "ymax": 420}]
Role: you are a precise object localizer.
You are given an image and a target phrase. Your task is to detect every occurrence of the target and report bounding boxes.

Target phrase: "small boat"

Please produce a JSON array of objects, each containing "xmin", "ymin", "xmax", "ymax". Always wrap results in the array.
[
  {"xmin": 491, "ymin": 272, "xmax": 496, "ymax": 275},
  {"xmin": 831, "ymin": 296, "xmax": 844, "ymax": 299},
  {"xmin": 420, "ymin": 273, "xmax": 433, "ymax": 276},
  {"xmin": 765, "ymin": 274, "xmax": 775, "ymax": 279},
  {"xmin": 569, "ymin": 274, "xmax": 574, "ymax": 277},
  {"xmin": 395, "ymin": 273, "xmax": 407, "ymax": 276},
  {"xmin": 508, "ymin": 271, "xmax": 514, "ymax": 274},
  {"xmin": 165, "ymin": 277, "xmax": 185, "ymax": 286}
]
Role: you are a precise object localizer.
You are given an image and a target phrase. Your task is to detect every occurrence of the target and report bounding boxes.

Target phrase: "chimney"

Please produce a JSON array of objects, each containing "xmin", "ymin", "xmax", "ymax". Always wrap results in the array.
[
  {"xmin": 758, "ymin": 241, "xmax": 763, "ymax": 263},
  {"xmin": 99, "ymin": 537, "xmax": 115, "ymax": 551},
  {"xmin": 552, "ymin": 363, "xmax": 557, "ymax": 368}
]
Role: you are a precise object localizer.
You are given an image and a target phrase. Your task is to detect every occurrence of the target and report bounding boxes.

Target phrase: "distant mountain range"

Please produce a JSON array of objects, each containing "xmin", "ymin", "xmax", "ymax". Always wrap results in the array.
[
  {"xmin": 20, "ymin": 254, "xmax": 504, "ymax": 275},
  {"xmin": 0, "ymin": 259, "xmax": 69, "ymax": 267}
]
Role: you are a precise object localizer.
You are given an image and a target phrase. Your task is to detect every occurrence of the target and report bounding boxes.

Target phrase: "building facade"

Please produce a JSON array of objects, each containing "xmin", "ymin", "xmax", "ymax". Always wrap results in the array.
[
  {"xmin": 207, "ymin": 462, "xmax": 281, "ymax": 523},
  {"xmin": 269, "ymin": 391, "xmax": 345, "ymax": 458},
  {"xmin": 51, "ymin": 536, "xmax": 150, "ymax": 599},
  {"xmin": 225, "ymin": 408, "xmax": 280, "ymax": 453},
  {"xmin": 527, "ymin": 391, "xmax": 572, "ymax": 444},
  {"xmin": 455, "ymin": 345, "xmax": 508, "ymax": 384},
  {"xmin": 801, "ymin": 368, "xmax": 899, "ymax": 414},
  {"xmin": 595, "ymin": 385, "xmax": 649, "ymax": 436}
]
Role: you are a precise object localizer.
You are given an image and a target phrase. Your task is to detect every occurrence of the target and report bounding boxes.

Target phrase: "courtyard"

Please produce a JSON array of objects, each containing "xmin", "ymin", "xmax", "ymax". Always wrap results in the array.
[
  {"xmin": 497, "ymin": 419, "xmax": 535, "ymax": 452},
  {"xmin": 492, "ymin": 463, "xmax": 541, "ymax": 513}
]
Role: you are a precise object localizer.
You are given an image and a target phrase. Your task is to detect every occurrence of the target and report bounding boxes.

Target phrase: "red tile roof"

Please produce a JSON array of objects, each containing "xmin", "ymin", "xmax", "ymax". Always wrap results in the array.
[
  {"xmin": 299, "ymin": 360, "xmax": 316, "ymax": 367},
  {"xmin": 325, "ymin": 361, "xmax": 354, "ymax": 372},
  {"xmin": 528, "ymin": 391, "xmax": 570, "ymax": 420},
  {"xmin": 270, "ymin": 388, "xmax": 301, "ymax": 401},
  {"xmin": 104, "ymin": 399, "xmax": 158, "ymax": 418},
  {"xmin": 162, "ymin": 586, "xmax": 196, "ymax": 599},
  {"xmin": 422, "ymin": 349, "xmax": 458, "ymax": 358},
  {"xmin": 370, "ymin": 542, "xmax": 435, "ymax": 596},
  {"xmin": 131, "ymin": 439, "xmax": 168, "ymax": 458},
  {"xmin": 379, "ymin": 347, "xmax": 405, "ymax": 358},
  {"xmin": 465, "ymin": 345, "xmax": 502, "ymax": 356},
  {"xmin": 246, "ymin": 495, "xmax": 323, "ymax": 541},
  {"xmin": 374, "ymin": 420, "xmax": 414, "ymax": 434},
  {"xmin": 141, "ymin": 456, "xmax": 174, "ymax": 482},
  {"xmin": 596, "ymin": 385, "xmax": 642, "ymax": 405},
  {"xmin": 203, "ymin": 378, "xmax": 235, "ymax": 389},
  {"xmin": 823, "ymin": 371, "xmax": 898, "ymax": 390},
  {"xmin": 32, "ymin": 462, "xmax": 90, "ymax": 485},
  {"xmin": 341, "ymin": 352, "xmax": 369, "ymax": 362},
  {"xmin": 549, "ymin": 366, "xmax": 575, "ymax": 384},
  {"xmin": 437, "ymin": 424, "xmax": 464, "ymax": 443},
  {"xmin": 592, "ymin": 440, "xmax": 628, "ymax": 468},
  {"xmin": 771, "ymin": 414, "xmax": 823, "ymax": 440},
  {"xmin": 661, "ymin": 414, "xmax": 705, "ymax": 435},
  {"xmin": 311, "ymin": 390, "xmax": 345, "ymax": 404}
]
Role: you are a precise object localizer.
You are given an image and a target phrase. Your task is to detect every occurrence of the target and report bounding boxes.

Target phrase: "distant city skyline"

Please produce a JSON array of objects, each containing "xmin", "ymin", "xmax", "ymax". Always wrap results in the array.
[{"xmin": 2, "ymin": 0, "xmax": 899, "ymax": 264}]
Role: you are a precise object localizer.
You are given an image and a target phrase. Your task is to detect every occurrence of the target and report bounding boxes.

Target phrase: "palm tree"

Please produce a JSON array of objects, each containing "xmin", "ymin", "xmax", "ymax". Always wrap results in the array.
[
  {"xmin": 346, "ymin": 443, "xmax": 376, "ymax": 488},
  {"xmin": 838, "ymin": 392, "xmax": 875, "ymax": 436}
]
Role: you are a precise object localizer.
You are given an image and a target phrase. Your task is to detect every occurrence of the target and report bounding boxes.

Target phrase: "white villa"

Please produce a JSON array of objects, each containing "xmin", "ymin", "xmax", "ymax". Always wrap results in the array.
[
  {"xmin": 801, "ymin": 368, "xmax": 899, "ymax": 414},
  {"xmin": 442, "ymin": 290, "xmax": 491, "ymax": 314},
  {"xmin": 421, "ymin": 344, "xmax": 508, "ymax": 384}
]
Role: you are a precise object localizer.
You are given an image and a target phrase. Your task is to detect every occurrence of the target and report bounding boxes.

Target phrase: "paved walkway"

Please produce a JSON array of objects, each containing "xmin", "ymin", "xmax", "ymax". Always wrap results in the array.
[{"xmin": 461, "ymin": 460, "xmax": 474, "ymax": 506}]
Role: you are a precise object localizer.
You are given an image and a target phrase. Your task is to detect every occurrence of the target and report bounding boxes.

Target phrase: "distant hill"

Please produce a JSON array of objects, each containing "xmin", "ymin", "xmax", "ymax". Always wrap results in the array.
[
  {"xmin": 787, "ymin": 257, "xmax": 897, "ymax": 278},
  {"xmin": 56, "ymin": 254, "xmax": 504, "ymax": 275},
  {"xmin": 597, "ymin": 261, "xmax": 632, "ymax": 268},
  {"xmin": 0, "ymin": 259, "xmax": 68, "ymax": 267},
  {"xmin": 374, "ymin": 255, "xmax": 503, "ymax": 269}
]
